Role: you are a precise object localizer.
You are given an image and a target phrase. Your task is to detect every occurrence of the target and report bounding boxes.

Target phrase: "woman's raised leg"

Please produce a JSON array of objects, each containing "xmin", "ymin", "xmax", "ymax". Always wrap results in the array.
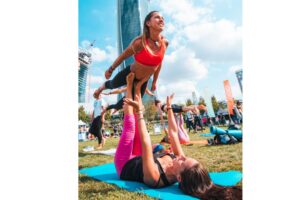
[{"xmin": 114, "ymin": 72, "xmax": 136, "ymax": 176}]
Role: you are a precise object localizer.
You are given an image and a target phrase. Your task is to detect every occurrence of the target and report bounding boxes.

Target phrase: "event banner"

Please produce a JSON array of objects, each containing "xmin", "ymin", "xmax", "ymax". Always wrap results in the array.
[
  {"xmin": 203, "ymin": 87, "xmax": 216, "ymax": 118},
  {"xmin": 223, "ymin": 80, "xmax": 234, "ymax": 115}
]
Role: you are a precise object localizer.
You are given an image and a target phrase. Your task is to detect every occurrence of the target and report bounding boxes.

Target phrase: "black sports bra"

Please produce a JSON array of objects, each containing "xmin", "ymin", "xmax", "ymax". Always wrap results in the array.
[{"xmin": 120, "ymin": 152, "xmax": 176, "ymax": 187}]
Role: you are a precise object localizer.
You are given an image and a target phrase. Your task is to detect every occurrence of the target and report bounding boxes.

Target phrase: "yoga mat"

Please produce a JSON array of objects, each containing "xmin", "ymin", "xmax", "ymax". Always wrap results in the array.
[
  {"xmin": 79, "ymin": 163, "xmax": 242, "ymax": 200},
  {"xmin": 200, "ymin": 133, "xmax": 215, "ymax": 137},
  {"xmin": 90, "ymin": 148, "xmax": 116, "ymax": 156}
]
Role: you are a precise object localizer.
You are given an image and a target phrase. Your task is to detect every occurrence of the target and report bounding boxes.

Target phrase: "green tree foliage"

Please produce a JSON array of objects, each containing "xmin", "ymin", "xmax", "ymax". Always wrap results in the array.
[
  {"xmin": 211, "ymin": 95, "xmax": 219, "ymax": 113},
  {"xmin": 199, "ymin": 97, "xmax": 206, "ymax": 106},
  {"xmin": 219, "ymin": 101, "xmax": 227, "ymax": 109},
  {"xmin": 186, "ymin": 99, "xmax": 193, "ymax": 106},
  {"xmin": 144, "ymin": 102, "xmax": 157, "ymax": 122},
  {"xmin": 78, "ymin": 106, "xmax": 91, "ymax": 124},
  {"xmin": 105, "ymin": 110, "xmax": 112, "ymax": 121}
]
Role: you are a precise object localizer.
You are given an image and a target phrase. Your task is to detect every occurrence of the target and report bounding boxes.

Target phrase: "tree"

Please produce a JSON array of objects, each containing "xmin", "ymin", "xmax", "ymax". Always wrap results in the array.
[
  {"xmin": 186, "ymin": 99, "xmax": 193, "ymax": 106},
  {"xmin": 198, "ymin": 97, "xmax": 206, "ymax": 106},
  {"xmin": 211, "ymin": 95, "xmax": 219, "ymax": 113},
  {"xmin": 105, "ymin": 110, "xmax": 112, "ymax": 121},
  {"xmin": 219, "ymin": 101, "xmax": 227, "ymax": 109},
  {"xmin": 144, "ymin": 102, "xmax": 157, "ymax": 122},
  {"xmin": 78, "ymin": 106, "xmax": 91, "ymax": 124}
]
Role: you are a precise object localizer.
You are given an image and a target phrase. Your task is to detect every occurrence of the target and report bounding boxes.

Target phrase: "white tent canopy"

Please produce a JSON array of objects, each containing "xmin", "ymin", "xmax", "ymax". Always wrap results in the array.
[{"xmin": 78, "ymin": 120, "xmax": 86, "ymax": 126}]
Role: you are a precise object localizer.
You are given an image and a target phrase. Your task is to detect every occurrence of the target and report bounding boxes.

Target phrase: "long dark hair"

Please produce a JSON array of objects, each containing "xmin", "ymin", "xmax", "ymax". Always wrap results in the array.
[
  {"xmin": 143, "ymin": 11, "xmax": 159, "ymax": 39},
  {"xmin": 179, "ymin": 163, "xmax": 242, "ymax": 200}
]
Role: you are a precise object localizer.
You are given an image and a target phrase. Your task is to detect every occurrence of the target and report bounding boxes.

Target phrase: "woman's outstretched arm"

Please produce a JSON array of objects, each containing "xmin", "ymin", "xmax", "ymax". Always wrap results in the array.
[
  {"xmin": 151, "ymin": 64, "xmax": 161, "ymax": 91},
  {"xmin": 105, "ymin": 37, "xmax": 142, "ymax": 79},
  {"xmin": 166, "ymin": 94, "xmax": 185, "ymax": 157}
]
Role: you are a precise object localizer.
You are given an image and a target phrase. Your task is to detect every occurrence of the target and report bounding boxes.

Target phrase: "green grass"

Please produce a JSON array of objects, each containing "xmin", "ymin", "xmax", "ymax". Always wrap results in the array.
[{"xmin": 78, "ymin": 126, "xmax": 242, "ymax": 199}]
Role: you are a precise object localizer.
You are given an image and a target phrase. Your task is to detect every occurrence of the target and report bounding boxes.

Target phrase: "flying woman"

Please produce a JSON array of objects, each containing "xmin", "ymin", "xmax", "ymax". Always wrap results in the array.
[
  {"xmin": 114, "ymin": 73, "xmax": 242, "ymax": 199},
  {"xmin": 93, "ymin": 11, "xmax": 168, "ymax": 100}
]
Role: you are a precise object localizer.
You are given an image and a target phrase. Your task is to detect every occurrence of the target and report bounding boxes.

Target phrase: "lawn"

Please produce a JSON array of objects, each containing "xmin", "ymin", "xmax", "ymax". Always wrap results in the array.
[{"xmin": 78, "ymin": 126, "xmax": 242, "ymax": 200}]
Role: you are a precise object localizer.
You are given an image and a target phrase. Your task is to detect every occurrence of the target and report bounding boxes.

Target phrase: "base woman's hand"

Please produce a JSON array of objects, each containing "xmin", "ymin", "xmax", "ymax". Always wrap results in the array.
[
  {"xmin": 166, "ymin": 93, "xmax": 174, "ymax": 107},
  {"xmin": 123, "ymin": 94, "xmax": 144, "ymax": 112}
]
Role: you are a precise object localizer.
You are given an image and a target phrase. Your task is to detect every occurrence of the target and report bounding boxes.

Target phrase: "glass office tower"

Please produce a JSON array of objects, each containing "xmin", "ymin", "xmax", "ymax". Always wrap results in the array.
[{"xmin": 235, "ymin": 69, "xmax": 243, "ymax": 93}]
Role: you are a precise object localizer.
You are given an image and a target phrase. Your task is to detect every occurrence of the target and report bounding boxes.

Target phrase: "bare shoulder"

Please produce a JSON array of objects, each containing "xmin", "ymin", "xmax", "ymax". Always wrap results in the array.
[
  {"xmin": 131, "ymin": 36, "xmax": 144, "ymax": 52},
  {"xmin": 161, "ymin": 35, "xmax": 169, "ymax": 47}
]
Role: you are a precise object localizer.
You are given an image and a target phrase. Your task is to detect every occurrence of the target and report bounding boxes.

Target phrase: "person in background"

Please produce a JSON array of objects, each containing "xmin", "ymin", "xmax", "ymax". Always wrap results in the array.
[{"xmin": 89, "ymin": 94, "xmax": 106, "ymax": 149}]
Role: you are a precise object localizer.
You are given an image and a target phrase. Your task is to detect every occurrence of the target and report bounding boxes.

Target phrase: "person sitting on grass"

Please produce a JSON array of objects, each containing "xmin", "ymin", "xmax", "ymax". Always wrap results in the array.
[{"xmin": 113, "ymin": 73, "xmax": 242, "ymax": 199}]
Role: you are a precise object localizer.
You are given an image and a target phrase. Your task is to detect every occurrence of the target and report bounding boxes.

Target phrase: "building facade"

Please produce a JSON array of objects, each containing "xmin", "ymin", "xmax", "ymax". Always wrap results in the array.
[
  {"xmin": 78, "ymin": 47, "xmax": 92, "ymax": 103},
  {"xmin": 235, "ymin": 69, "xmax": 243, "ymax": 93}
]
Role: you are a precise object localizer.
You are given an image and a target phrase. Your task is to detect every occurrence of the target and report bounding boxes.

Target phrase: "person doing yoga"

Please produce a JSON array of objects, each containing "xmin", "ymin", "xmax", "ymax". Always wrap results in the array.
[
  {"xmin": 114, "ymin": 73, "xmax": 242, "ymax": 199},
  {"xmin": 154, "ymin": 98, "xmax": 206, "ymax": 114},
  {"xmin": 101, "ymin": 86, "xmax": 155, "ymax": 114},
  {"xmin": 93, "ymin": 11, "xmax": 168, "ymax": 99}
]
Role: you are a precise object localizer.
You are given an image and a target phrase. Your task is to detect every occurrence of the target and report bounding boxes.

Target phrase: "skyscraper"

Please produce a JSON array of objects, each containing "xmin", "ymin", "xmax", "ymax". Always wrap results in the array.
[
  {"xmin": 117, "ymin": 0, "xmax": 154, "ymax": 102},
  {"xmin": 78, "ymin": 47, "xmax": 92, "ymax": 103},
  {"xmin": 235, "ymin": 69, "xmax": 243, "ymax": 93}
]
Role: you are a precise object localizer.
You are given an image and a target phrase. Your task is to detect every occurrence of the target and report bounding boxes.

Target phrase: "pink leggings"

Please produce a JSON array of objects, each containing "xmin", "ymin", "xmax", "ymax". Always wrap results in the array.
[
  {"xmin": 114, "ymin": 114, "xmax": 142, "ymax": 176},
  {"xmin": 176, "ymin": 113, "xmax": 190, "ymax": 144}
]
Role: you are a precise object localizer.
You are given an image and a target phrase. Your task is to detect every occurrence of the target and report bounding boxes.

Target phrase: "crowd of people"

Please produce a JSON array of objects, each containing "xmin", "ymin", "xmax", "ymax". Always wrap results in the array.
[{"xmin": 183, "ymin": 102, "xmax": 243, "ymax": 134}]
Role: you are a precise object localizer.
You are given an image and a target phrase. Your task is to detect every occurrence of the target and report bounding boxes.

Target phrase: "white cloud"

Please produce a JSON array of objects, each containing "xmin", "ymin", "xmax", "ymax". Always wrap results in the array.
[
  {"xmin": 90, "ymin": 47, "xmax": 107, "ymax": 62},
  {"xmin": 158, "ymin": 0, "xmax": 212, "ymax": 26},
  {"xmin": 153, "ymin": 0, "xmax": 242, "ymax": 63},
  {"xmin": 105, "ymin": 45, "xmax": 118, "ymax": 62},
  {"xmin": 164, "ymin": 22, "xmax": 176, "ymax": 35},
  {"xmin": 160, "ymin": 47, "xmax": 208, "ymax": 83},
  {"xmin": 183, "ymin": 19, "xmax": 242, "ymax": 62},
  {"xmin": 231, "ymin": 83, "xmax": 242, "ymax": 100},
  {"xmin": 157, "ymin": 80, "xmax": 198, "ymax": 104},
  {"xmin": 89, "ymin": 75, "xmax": 105, "ymax": 85},
  {"xmin": 228, "ymin": 65, "xmax": 242, "ymax": 74},
  {"xmin": 80, "ymin": 40, "xmax": 118, "ymax": 63}
]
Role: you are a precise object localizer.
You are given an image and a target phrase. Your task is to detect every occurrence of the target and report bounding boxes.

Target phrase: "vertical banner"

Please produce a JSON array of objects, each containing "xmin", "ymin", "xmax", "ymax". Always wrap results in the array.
[
  {"xmin": 223, "ymin": 80, "xmax": 234, "ymax": 115},
  {"xmin": 203, "ymin": 87, "xmax": 216, "ymax": 118}
]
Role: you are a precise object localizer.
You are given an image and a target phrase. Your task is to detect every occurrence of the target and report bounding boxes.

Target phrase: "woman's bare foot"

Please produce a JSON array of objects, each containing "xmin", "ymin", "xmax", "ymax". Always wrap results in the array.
[
  {"xmin": 126, "ymin": 72, "xmax": 135, "ymax": 86},
  {"xmin": 96, "ymin": 144, "xmax": 103, "ymax": 150},
  {"xmin": 136, "ymin": 76, "xmax": 149, "ymax": 92},
  {"xmin": 93, "ymin": 85, "xmax": 105, "ymax": 98}
]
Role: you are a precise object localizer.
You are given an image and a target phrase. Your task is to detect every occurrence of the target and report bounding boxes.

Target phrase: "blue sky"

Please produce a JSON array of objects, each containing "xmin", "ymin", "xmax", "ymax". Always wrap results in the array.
[{"xmin": 79, "ymin": 0, "xmax": 242, "ymax": 111}]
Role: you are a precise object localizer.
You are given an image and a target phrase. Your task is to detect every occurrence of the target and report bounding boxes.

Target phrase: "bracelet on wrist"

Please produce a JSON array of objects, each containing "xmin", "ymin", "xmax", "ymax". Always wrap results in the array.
[
  {"xmin": 166, "ymin": 106, "xmax": 172, "ymax": 111},
  {"xmin": 138, "ymin": 117, "xmax": 144, "ymax": 121}
]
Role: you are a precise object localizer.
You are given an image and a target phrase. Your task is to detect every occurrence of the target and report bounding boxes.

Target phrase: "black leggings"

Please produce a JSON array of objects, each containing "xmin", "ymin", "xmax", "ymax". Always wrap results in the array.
[
  {"xmin": 194, "ymin": 116, "xmax": 204, "ymax": 130},
  {"xmin": 89, "ymin": 116, "xmax": 102, "ymax": 144},
  {"xmin": 105, "ymin": 65, "xmax": 149, "ymax": 111},
  {"xmin": 106, "ymin": 97, "xmax": 125, "ymax": 111}
]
